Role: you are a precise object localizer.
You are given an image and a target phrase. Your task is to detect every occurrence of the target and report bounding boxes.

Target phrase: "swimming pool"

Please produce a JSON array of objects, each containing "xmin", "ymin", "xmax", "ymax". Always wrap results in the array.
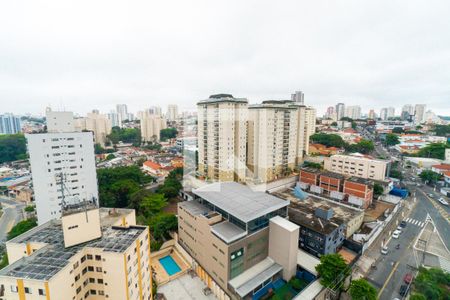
[{"xmin": 159, "ymin": 255, "xmax": 181, "ymax": 276}]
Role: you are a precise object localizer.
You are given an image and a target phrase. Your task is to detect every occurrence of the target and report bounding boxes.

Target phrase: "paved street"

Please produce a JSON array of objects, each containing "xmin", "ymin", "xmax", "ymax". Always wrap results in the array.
[
  {"xmin": 0, "ymin": 197, "xmax": 26, "ymax": 243},
  {"xmin": 357, "ymin": 133, "xmax": 450, "ymax": 299}
]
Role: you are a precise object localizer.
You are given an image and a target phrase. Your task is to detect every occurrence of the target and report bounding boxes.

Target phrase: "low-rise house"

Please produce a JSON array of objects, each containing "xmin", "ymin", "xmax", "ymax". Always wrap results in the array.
[
  {"xmin": 142, "ymin": 160, "xmax": 164, "ymax": 177},
  {"xmin": 431, "ymin": 164, "xmax": 450, "ymax": 175}
]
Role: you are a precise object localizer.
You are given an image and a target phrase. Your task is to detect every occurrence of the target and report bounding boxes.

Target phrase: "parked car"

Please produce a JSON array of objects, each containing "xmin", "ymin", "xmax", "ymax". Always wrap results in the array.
[
  {"xmin": 396, "ymin": 225, "xmax": 403, "ymax": 231},
  {"xmin": 403, "ymin": 273, "xmax": 413, "ymax": 284},
  {"xmin": 392, "ymin": 230, "xmax": 401, "ymax": 239},
  {"xmin": 399, "ymin": 284, "xmax": 409, "ymax": 296},
  {"xmin": 437, "ymin": 198, "xmax": 449, "ymax": 206},
  {"xmin": 400, "ymin": 221, "xmax": 407, "ymax": 228},
  {"xmin": 428, "ymin": 193, "xmax": 434, "ymax": 198}
]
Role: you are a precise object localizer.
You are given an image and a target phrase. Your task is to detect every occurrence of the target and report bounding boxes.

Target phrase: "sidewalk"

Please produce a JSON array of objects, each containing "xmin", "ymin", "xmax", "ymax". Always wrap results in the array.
[{"xmin": 353, "ymin": 196, "xmax": 417, "ymax": 278}]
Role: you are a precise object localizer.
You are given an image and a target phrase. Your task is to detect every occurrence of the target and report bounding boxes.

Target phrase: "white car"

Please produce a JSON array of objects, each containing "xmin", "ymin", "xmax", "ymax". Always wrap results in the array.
[
  {"xmin": 437, "ymin": 198, "xmax": 449, "ymax": 206},
  {"xmin": 381, "ymin": 246, "xmax": 389, "ymax": 255},
  {"xmin": 397, "ymin": 225, "xmax": 403, "ymax": 231},
  {"xmin": 392, "ymin": 230, "xmax": 401, "ymax": 239}
]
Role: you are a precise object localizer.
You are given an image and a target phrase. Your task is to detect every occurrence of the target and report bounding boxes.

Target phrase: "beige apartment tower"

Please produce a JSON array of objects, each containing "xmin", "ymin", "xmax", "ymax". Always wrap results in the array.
[
  {"xmin": 140, "ymin": 112, "xmax": 167, "ymax": 142},
  {"xmin": 197, "ymin": 94, "xmax": 248, "ymax": 182},
  {"xmin": 74, "ymin": 111, "xmax": 112, "ymax": 146}
]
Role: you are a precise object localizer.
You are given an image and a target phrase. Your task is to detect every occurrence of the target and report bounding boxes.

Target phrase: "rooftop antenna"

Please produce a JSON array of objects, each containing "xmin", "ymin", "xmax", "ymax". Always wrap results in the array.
[{"xmin": 56, "ymin": 172, "xmax": 90, "ymax": 222}]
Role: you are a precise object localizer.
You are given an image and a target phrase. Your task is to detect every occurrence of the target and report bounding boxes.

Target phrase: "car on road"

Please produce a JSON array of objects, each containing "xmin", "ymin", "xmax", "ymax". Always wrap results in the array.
[
  {"xmin": 400, "ymin": 221, "xmax": 407, "ymax": 228},
  {"xmin": 396, "ymin": 225, "xmax": 403, "ymax": 231},
  {"xmin": 403, "ymin": 273, "xmax": 413, "ymax": 284},
  {"xmin": 416, "ymin": 183, "xmax": 421, "ymax": 187},
  {"xmin": 399, "ymin": 284, "xmax": 409, "ymax": 296},
  {"xmin": 437, "ymin": 198, "xmax": 449, "ymax": 206},
  {"xmin": 381, "ymin": 246, "xmax": 388, "ymax": 255},
  {"xmin": 428, "ymin": 193, "xmax": 434, "ymax": 198},
  {"xmin": 392, "ymin": 230, "xmax": 401, "ymax": 239}
]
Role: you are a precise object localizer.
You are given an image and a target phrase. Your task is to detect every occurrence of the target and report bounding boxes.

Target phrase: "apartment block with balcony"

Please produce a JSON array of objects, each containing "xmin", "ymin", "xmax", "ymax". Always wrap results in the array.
[
  {"xmin": 324, "ymin": 154, "xmax": 389, "ymax": 181},
  {"xmin": 0, "ymin": 208, "xmax": 151, "ymax": 300},
  {"xmin": 177, "ymin": 182, "xmax": 293, "ymax": 300},
  {"xmin": 197, "ymin": 94, "xmax": 248, "ymax": 182},
  {"xmin": 247, "ymin": 101, "xmax": 298, "ymax": 183}
]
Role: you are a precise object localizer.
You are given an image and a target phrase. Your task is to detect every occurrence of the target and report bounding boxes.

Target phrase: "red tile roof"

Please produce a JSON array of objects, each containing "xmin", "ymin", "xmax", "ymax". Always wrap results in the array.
[
  {"xmin": 143, "ymin": 161, "xmax": 162, "ymax": 170},
  {"xmin": 432, "ymin": 164, "xmax": 450, "ymax": 171}
]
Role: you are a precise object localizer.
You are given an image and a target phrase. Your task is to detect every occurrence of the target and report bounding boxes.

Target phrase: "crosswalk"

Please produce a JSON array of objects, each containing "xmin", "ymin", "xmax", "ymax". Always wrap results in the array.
[{"xmin": 404, "ymin": 217, "xmax": 425, "ymax": 227}]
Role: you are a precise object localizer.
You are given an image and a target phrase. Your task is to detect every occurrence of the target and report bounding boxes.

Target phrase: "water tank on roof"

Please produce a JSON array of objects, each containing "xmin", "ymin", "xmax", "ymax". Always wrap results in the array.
[{"xmin": 294, "ymin": 183, "xmax": 308, "ymax": 200}]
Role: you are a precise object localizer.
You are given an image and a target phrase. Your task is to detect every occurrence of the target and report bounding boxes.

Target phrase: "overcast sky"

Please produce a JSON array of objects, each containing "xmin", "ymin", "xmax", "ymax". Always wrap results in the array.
[{"xmin": 1, "ymin": 0, "xmax": 450, "ymax": 116}]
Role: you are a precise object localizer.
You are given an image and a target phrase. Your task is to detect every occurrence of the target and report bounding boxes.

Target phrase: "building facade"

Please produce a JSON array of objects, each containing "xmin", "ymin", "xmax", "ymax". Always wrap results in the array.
[
  {"xmin": 167, "ymin": 104, "xmax": 179, "ymax": 122},
  {"xmin": 324, "ymin": 154, "xmax": 388, "ymax": 181},
  {"xmin": 140, "ymin": 112, "xmax": 167, "ymax": 142},
  {"xmin": 414, "ymin": 104, "xmax": 426, "ymax": 124},
  {"xmin": 74, "ymin": 111, "xmax": 112, "ymax": 146},
  {"xmin": 26, "ymin": 111, "xmax": 98, "ymax": 225},
  {"xmin": 0, "ymin": 113, "xmax": 21, "ymax": 134},
  {"xmin": 197, "ymin": 94, "xmax": 248, "ymax": 182},
  {"xmin": 0, "ymin": 208, "xmax": 151, "ymax": 300},
  {"xmin": 177, "ymin": 182, "xmax": 292, "ymax": 299}
]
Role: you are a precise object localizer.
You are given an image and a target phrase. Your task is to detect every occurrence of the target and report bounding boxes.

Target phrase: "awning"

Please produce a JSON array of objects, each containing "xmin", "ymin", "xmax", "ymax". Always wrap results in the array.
[{"xmin": 229, "ymin": 257, "xmax": 282, "ymax": 298}]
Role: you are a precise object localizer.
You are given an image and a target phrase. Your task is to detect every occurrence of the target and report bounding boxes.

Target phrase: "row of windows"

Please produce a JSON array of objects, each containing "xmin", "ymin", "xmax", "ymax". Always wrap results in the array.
[{"xmin": 10, "ymin": 286, "xmax": 46, "ymax": 296}]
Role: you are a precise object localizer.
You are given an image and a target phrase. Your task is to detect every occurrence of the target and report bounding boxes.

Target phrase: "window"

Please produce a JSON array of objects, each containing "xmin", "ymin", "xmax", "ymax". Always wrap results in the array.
[
  {"xmin": 95, "ymin": 255, "xmax": 101, "ymax": 261},
  {"xmin": 90, "ymin": 290, "xmax": 97, "ymax": 295},
  {"xmin": 81, "ymin": 255, "xmax": 86, "ymax": 263},
  {"xmin": 88, "ymin": 266, "xmax": 94, "ymax": 272},
  {"xmin": 89, "ymin": 278, "xmax": 95, "ymax": 283},
  {"xmin": 11, "ymin": 286, "xmax": 18, "ymax": 293},
  {"xmin": 99, "ymin": 290, "xmax": 105, "ymax": 296},
  {"xmin": 87, "ymin": 254, "xmax": 93, "ymax": 260},
  {"xmin": 96, "ymin": 267, "xmax": 102, "ymax": 272},
  {"xmin": 97, "ymin": 279, "xmax": 104, "ymax": 284},
  {"xmin": 38, "ymin": 289, "xmax": 46, "ymax": 296}
]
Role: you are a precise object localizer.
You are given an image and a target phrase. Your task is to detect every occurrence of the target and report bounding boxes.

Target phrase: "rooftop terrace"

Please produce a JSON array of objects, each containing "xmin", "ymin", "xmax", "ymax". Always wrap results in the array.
[{"xmin": 0, "ymin": 220, "xmax": 146, "ymax": 281}]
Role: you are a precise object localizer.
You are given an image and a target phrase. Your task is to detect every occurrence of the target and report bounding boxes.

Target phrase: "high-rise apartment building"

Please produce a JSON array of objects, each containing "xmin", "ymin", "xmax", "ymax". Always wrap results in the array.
[
  {"xmin": 291, "ymin": 90, "xmax": 304, "ymax": 105},
  {"xmin": 414, "ymin": 104, "xmax": 426, "ymax": 124},
  {"xmin": 167, "ymin": 104, "xmax": 179, "ymax": 122},
  {"xmin": 140, "ymin": 112, "xmax": 167, "ymax": 142},
  {"xmin": 380, "ymin": 108, "xmax": 388, "ymax": 121},
  {"xmin": 303, "ymin": 106, "xmax": 316, "ymax": 154},
  {"xmin": 27, "ymin": 110, "xmax": 98, "ymax": 225},
  {"xmin": 116, "ymin": 104, "xmax": 128, "ymax": 126},
  {"xmin": 387, "ymin": 107, "xmax": 395, "ymax": 119},
  {"xmin": 0, "ymin": 206, "xmax": 152, "ymax": 300},
  {"xmin": 75, "ymin": 111, "xmax": 112, "ymax": 146},
  {"xmin": 325, "ymin": 106, "xmax": 334, "ymax": 119},
  {"xmin": 146, "ymin": 106, "xmax": 162, "ymax": 116},
  {"xmin": 402, "ymin": 104, "xmax": 414, "ymax": 115},
  {"xmin": 335, "ymin": 103, "xmax": 345, "ymax": 121},
  {"xmin": 107, "ymin": 111, "xmax": 120, "ymax": 127},
  {"xmin": 0, "ymin": 113, "xmax": 21, "ymax": 134},
  {"xmin": 368, "ymin": 109, "xmax": 376, "ymax": 119},
  {"xmin": 247, "ymin": 101, "xmax": 298, "ymax": 182},
  {"xmin": 197, "ymin": 94, "xmax": 248, "ymax": 182},
  {"xmin": 344, "ymin": 106, "xmax": 361, "ymax": 120}
]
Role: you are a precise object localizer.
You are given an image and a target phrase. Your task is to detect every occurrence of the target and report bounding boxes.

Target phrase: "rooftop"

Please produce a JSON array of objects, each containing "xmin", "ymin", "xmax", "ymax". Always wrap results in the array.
[
  {"xmin": 273, "ymin": 189, "xmax": 363, "ymax": 235},
  {"xmin": 300, "ymin": 167, "xmax": 321, "ymax": 174},
  {"xmin": 197, "ymin": 94, "xmax": 248, "ymax": 105},
  {"xmin": 320, "ymin": 171, "xmax": 345, "ymax": 180},
  {"xmin": 345, "ymin": 176, "xmax": 374, "ymax": 187},
  {"xmin": 193, "ymin": 182, "xmax": 289, "ymax": 223},
  {"xmin": 1, "ymin": 220, "xmax": 146, "ymax": 281}
]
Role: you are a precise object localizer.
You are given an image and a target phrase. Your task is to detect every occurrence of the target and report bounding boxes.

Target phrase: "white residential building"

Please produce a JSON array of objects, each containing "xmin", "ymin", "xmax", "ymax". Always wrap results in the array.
[
  {"xmin": 344, "ymin": 106, "xmax": 361, "ymax": 120},
  {"xmin": 291, "ymin": 91, "xmax": 304, "ymax": 105},
  {"xmin": 167, "ymin": 104, "xmax": 179, "ymax": 122},
  {"xmin": 197, "ymin": 94, "xmax": 248, "ymax": 182},
  {"xmin": 335, "ymin": 103, "xmax": 345, "ymax": 121},
  {"xmin": 107, "ymin": 111, "xmax": 120, "ymax": 127},
  {"xmin": 324, "ymin": 154, "xmax": 389, "ymax": 181},
  {"xmin": 140, "ymin": 112, "xmax": 167, "ymax": 142},
  {"xmin": 146, "ymin": 106, "xmax": 162, "ymax": 116},
  {"xmin": 27, "ymin": 110, "xmax": 98, "ymax": 225},
  {"xmin": 116, "ymin": 104, "xmax": 128, "ymax": 126},
  {"xmin": 414, "ymin": 104, "xmax": 426, "ymax": 124}
]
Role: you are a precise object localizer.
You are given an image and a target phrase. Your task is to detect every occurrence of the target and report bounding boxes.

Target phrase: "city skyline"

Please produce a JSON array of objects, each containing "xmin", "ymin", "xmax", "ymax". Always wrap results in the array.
[{"xmin": 1, "ymin": 1, "xmax": 450, "ymax": 115}]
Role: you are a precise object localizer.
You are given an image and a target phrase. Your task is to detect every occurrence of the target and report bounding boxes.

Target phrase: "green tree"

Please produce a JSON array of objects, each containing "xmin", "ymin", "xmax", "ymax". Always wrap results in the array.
[
  {"xmin": 7, "ymin": 218, "xmax": 38, "ymax": 240},
  {"xmin": 385, "ymin": 133, "xmax": 400, "ymax": 146},
  {"xmin": 303, "ymin": 161, "xmax": 322, "ymax": 169},
  {"xmin": 315, "ymin": 254, "xmax": 349, "ymax": 289},
  {"xmin": 392, "ymin": 127, "xmax": 404, "ymax": 134},
  {"xmin": 412, "ymin": 267, "xmax": 450, "ymax": 300},
  {"xmin": 433, "ymin": 124, "xmax": 450, "ymax": 137},
  {"xmin": 107, "ymin": 127, "xmax": 141, "ymax": 146},
  {"xmin": 416, "ymin": 143, "xmax": 450, "ymax": 160},
  {"xmin": 331, "ymin": 122, "xmax": 338, "ymax": 126},
  {"xmin": 345, "ymin": 139, "xmax": 374, "ymax": 154},
  {"xmin": 389, "ymin": 169, "xmax": 403, "ymax": 179},
  {"xmin": 410, "ymin": 294, "xmax": 427, "ymax": 300},
  {"xmin": 150, "ymin": 213, "xmax": 178, "ymax": 241},
  {"xmin": 24, "ymin": 206, "xmax": 35, "ymax": 212},
  {"xmin": 0, "ymin": 251, "xmax": 8, "ymax": 270},
  {"xmin": 373, "ymin": 183, "xmax": 384, "ymax": 198},
  {"xmin": 159, "ymin": 168, "xmax": 183, "ymax": 198},
  {"xmin": 349, "ymin": 279, "xmax": 377, "ymax": 300},
  {"xmin": 160, "ymin": 128, "xmax": 178, "ymax": 141},
  {"xmin": 139, "ymin": 193, "xmax": 168, "ymax": 218},
  {"xmin": 419, "ymin": 170, "xmax": 441, "ymax": 184},
  {"xmin": 0, "ymin": 134, "xmax": 27, "ymax": 163},
  {"xmin": 105, "ymin": 154, "xmax": 116, "ymax": 160},
  {"xmin": 108, "ymin": 179, "xmax": 140, "ymax": 207},
  {"xmin": 310, "ymin": 133, "xmax": 346, "ymax": 148}
]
